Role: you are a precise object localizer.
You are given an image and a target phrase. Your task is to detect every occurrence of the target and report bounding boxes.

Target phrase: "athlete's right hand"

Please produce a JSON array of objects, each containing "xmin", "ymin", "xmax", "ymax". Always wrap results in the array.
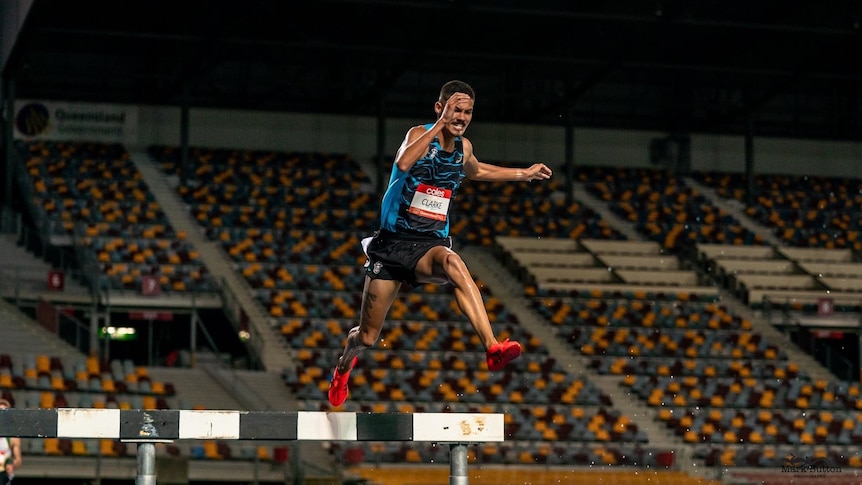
[{"xmin": 439, "ymin": 92, "xmax": 472, "ymax": 123}]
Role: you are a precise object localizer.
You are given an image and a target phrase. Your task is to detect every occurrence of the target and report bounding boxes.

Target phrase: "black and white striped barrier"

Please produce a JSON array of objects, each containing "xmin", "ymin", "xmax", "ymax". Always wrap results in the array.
[{"xmin": 0, "ymin": 408, "xmax": 505, "ymax": 485}]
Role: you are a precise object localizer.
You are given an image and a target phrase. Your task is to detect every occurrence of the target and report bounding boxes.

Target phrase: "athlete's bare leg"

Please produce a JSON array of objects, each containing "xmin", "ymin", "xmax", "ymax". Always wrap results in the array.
[
  {"xmin": 336, "ymin": 276, "xmax": 401, "ymax": 372},
  {"xmin": 414, "ymin": 246, "xmax": 497, "ymax": 350}
]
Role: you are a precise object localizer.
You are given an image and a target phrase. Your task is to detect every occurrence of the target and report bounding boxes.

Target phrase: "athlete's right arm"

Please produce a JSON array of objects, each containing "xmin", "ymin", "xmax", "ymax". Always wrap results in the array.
[{"xmin": 393, "ymin": 124, "xmax": 440, "ymax": 172}]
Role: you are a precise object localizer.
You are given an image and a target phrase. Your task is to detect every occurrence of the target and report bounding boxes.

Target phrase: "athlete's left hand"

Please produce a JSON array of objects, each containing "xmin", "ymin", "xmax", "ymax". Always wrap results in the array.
[{"xmin": 524, "ymin": 163, "xmax": 553, "ymax": 182}]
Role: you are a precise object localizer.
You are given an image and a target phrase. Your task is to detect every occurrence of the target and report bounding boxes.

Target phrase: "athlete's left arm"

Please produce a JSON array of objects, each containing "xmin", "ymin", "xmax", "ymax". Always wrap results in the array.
[{"xmin": 462, "ymin": 138, "xmax": 553, "ymax": 182}]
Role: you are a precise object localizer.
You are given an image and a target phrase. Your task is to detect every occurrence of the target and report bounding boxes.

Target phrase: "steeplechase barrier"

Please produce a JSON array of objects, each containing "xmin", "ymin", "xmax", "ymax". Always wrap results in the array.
[{"xmin": 0, "ymin": 408, "xmax": 504, "ymax": 485}]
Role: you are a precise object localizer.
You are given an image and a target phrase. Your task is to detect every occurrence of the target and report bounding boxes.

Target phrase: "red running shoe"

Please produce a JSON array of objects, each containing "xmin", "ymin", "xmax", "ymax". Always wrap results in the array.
[
  {"xmin": 328, "ymin": 356, "xmax": 358, "ymax": 406},
  {"xmin": 486, "ymin": 339, "xmax": 522, "ymax": 371}
]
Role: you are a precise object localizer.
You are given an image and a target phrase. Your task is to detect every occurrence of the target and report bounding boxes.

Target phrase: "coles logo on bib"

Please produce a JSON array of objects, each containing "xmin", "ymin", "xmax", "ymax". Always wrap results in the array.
[{"xmin": 408, "ymin": 183, "xmax": 451, "ymax": 221}]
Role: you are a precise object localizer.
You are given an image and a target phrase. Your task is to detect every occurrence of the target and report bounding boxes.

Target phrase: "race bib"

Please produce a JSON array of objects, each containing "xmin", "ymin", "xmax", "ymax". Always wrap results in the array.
[{"xmin": 408, "ymin": 183, "xmax": 451, "ymax": 221}]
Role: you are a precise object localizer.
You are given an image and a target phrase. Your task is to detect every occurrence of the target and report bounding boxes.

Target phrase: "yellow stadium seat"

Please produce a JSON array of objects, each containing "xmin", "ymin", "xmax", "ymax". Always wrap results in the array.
[
  {"xmin": 44, "ymin": 438, "xmax": 62, "ymax": 455},
  {"xmin": 204, "ymin": 440, "xmax": 222, "ymax": 459},
  {"xmin": 72, "ymin": 440, "xmax": 89, "ymax": 455}
]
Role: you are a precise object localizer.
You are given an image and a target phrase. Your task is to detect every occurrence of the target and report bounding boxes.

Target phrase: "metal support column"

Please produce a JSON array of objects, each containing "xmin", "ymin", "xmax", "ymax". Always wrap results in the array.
[
  {"xmin": 136, "ymin": 443, "xmax": 157, "ymax": 485},
  {"xmin": 448, "ymin": 443, "xmax": 469, "ymax": 485},
  {"xmin": 3, "ymin": 78, "xmax": 15, "ymax": 208}
]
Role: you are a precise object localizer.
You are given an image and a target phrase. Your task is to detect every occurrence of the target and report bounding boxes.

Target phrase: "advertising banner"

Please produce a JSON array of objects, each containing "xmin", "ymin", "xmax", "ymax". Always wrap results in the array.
[{"xmin": 13, "ymin": 100, "xmax": 138, "ymax": 143}]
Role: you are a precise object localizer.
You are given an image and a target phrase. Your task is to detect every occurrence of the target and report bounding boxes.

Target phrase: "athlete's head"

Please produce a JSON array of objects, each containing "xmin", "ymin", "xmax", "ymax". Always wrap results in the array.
[
  {"xmin": 438, "ymin": 80, "xmax": 475, "ymax": 104},
  {"xmin": 436, "ymin": 80, "xmax": 475, "ymax": 136}
]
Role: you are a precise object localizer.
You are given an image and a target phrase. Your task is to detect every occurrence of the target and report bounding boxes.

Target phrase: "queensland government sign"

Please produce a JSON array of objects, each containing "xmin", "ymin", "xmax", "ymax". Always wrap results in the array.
[{"xmin": 13, "ymin": 100, "xmax": 138, "ymax": 143}]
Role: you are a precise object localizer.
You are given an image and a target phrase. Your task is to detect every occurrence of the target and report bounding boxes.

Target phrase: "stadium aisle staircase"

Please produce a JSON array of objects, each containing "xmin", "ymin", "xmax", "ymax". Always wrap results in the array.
[{"xmin": 129, "ymin": 149, "xmax": 292, "ymax": 372}]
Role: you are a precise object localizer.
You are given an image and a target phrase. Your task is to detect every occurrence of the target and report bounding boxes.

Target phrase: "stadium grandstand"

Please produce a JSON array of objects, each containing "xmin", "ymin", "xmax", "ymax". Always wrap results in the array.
[{"xmin": 1, "ymin": 1, "xmax": 862, "ymax": 485}]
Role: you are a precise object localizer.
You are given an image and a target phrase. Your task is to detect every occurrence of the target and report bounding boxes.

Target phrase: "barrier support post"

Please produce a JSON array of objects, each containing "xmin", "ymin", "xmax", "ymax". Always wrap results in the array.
[
  {"xmin": 136, "ymin": 442, "xmax": 157, "ymax": 485},
  {"xmin": 449, "ymin": 442, "xmax": 469, "ymax": 485}
]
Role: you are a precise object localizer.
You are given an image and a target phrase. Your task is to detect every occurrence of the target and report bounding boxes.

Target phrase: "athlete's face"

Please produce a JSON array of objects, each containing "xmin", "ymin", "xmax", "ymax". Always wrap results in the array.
[
  {"xmin": 436, "ymin": 95, "xmax": 474, "ymax": 136},
  {"xmin": 448, "ymin": 99, "xmax": 473, "ymax": 136}
]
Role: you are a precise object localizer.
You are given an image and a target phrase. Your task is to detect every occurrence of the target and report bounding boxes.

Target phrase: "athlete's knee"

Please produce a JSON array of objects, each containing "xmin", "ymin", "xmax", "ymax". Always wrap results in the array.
[{"xmin": 440, "ymin": 250, "xmax": 469, "ymax": 276}]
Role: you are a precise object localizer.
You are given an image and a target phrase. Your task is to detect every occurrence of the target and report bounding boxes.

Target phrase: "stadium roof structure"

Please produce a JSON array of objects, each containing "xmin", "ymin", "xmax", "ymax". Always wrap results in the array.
[{"xmin": 2, "ymin": 0, "xmax": 861, "ymax": 141}]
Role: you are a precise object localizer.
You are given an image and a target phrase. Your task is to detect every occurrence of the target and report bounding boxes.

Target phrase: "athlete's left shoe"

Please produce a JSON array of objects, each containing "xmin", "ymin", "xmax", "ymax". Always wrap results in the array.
[
  {"xmin": 486, "ymin": 339, "xmax": 522, "ymax": 371},
  {"xmin": 328, "ymin": 356, "xmax": 358, "ymax": 406}
]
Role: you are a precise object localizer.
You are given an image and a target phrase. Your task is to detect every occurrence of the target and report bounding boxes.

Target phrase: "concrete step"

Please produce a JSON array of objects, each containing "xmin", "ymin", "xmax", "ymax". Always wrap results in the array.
[
  {"xmin": 0, "ymin": 298, "xmax": 86, "ymax": 363},
  {"xmin": 145, "ymin": 366, "xmax": 244, "ymax": 410}
]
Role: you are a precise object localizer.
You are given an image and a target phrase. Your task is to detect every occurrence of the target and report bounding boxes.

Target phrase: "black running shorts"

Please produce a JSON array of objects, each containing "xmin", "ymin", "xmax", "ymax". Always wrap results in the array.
[{"xmin": 362, "ymin": 229, "xmax": 453, "ymax": 285}]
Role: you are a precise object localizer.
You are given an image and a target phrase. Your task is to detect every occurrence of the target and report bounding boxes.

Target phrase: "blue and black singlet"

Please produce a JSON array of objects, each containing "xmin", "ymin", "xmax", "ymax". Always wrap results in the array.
[{"xmin": 379, "ymin": 124, "xmax": 466, "ymax": 238}]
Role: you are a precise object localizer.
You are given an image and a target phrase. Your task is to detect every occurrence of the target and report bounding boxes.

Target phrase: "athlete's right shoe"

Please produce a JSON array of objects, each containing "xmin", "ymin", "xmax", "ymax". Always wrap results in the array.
[
  {"xmin": 328, "ymin": 356, "xmax": 358, "ymax": 407},
  {"xmin": 486, "ymin": 339, "xmax": 522, "ymax": 371}
]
